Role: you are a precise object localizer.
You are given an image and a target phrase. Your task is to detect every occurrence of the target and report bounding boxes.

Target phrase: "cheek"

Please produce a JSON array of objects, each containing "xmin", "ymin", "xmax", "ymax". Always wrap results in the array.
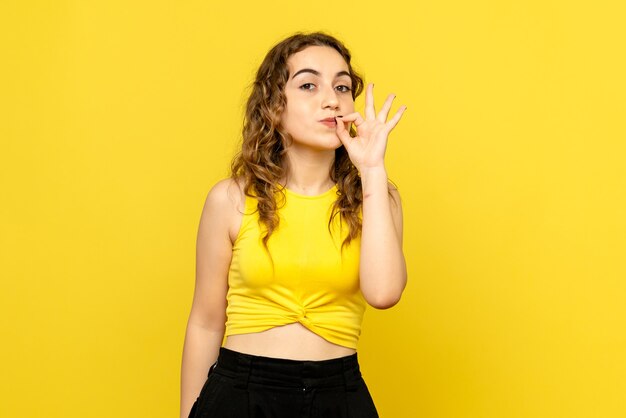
[
  {"xmin": 343, "ymin": 100, "xmax": 355, "ymax": 115},
  {"xmin": 288, "ymin": 103, "xmax": 313, "ymax": 125},
  {"xmin": 281, "ymin": 105, "xmax": 307, "ymax": 133}
]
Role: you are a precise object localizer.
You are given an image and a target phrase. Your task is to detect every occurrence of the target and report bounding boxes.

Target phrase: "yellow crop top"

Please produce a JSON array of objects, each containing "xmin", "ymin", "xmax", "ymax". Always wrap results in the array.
[{"xmin": 224, "ymin": 183, "xmax": 366, "ymax": 349}]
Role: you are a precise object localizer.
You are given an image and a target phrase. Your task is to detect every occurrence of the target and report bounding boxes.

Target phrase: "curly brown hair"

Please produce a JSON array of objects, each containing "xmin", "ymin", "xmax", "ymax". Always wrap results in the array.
[{"xmin": 230, "ymin": 31, "xmax": 370, "ymax": 253}]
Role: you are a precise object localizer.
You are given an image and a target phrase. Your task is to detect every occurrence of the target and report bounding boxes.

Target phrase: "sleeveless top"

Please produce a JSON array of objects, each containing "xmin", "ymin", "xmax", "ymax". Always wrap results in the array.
[{"xmin": 224, "ymin": 184, "xmax": 366, "ymax": 349}]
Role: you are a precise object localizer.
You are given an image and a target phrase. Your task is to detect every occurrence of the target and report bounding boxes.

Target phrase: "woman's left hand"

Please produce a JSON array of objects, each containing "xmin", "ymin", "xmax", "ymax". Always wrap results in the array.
[{"xmin": 335, "ymin": 83, "xmax": 407, "ymax": 173}]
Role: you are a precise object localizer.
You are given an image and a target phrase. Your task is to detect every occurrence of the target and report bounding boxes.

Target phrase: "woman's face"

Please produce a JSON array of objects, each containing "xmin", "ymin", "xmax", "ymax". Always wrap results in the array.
[{"xmin": 280, "ymin": 46, "xmax": 355, "ymax": 151}]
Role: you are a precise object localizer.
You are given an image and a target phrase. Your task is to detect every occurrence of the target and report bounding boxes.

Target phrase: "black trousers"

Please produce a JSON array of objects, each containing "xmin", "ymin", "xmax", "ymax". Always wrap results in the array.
[{"xmin": 189, "ymin": 347, "xmax": 379, "ymax": 418}]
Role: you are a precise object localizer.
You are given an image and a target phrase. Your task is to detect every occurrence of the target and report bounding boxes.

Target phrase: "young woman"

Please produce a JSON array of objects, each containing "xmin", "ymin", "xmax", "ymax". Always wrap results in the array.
[{"xmin": 180, "ymin": 31, "xmax": 407, "ymax": 418}]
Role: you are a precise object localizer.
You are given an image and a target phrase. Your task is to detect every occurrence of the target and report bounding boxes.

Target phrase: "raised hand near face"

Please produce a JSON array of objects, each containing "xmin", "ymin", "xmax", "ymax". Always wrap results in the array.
[{"xmin": 335, "ymin": 83, "xmax": 407, "ymax": 173}]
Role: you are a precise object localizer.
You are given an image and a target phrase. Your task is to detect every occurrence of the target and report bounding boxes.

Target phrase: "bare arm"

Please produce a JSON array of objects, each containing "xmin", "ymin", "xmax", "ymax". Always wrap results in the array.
[
  {"xmin": 359, "ymin": 167, "xmax": 407, "ymax": 309},
  {"xmin": 180, "ymin": 179, "xmax": 241, "ymax": 418}
]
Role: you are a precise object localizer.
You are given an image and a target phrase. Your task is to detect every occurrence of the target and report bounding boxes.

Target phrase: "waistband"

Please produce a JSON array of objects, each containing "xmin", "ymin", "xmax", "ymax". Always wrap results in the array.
[{"xmin": 210, "ymin": 347, "xmax": 363, "ymax": 391}]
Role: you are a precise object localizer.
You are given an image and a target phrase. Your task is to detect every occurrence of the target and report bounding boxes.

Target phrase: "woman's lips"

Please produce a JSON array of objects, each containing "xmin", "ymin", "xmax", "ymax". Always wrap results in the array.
[{"xmin": 319, "ymin": 117, "xmax": 340, "ymax": 128}]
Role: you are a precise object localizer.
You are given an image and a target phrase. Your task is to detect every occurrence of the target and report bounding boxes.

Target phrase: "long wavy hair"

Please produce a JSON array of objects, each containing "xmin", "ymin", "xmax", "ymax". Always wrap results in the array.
[{"xmin": 230, "ymin": 32, "xmax": 367, "ymax": 252}]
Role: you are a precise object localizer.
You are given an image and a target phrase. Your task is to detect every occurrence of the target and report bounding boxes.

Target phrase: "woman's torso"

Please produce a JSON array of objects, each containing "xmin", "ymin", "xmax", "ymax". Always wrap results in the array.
[{"xmin": 222, "ymin": 180, "xmax": 357, "ymax": 360}]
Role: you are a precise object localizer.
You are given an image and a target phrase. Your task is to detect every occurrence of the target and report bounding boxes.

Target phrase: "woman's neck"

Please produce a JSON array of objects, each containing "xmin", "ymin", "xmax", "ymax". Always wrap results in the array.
[{"xmin": 281, "ymin": 147, "xmax": 336, "ymax": 195}]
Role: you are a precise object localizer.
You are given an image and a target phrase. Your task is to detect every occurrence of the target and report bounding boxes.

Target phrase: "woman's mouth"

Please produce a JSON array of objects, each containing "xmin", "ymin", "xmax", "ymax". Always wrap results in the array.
[{"xmin": 319, "ymin": 117, "xmax": 339, "ymax": 128}]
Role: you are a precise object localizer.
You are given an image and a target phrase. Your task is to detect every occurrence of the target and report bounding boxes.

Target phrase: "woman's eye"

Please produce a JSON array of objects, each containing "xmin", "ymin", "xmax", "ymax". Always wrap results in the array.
[{"xmin": 298, "ymin": 83, "xmax": 352, "ymax": 92}]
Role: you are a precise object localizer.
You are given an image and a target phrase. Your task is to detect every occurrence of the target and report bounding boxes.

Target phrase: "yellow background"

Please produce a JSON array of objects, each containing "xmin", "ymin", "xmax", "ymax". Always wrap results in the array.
[{"xmin": 1, "ymin": 1, "xmax": 625, "ymax": 417}]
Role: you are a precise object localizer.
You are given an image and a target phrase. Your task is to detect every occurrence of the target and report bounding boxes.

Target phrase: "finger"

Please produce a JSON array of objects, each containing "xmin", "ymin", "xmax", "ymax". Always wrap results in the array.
[
  {"xmin": 377, "ymin": 93, "xmax": 396, "ymax": 123},
  {"xmin": 335, "ymin": 116, "xmax": 353, "ymax": 146},
  {"xmin": 386, "ymin": 105, "xmax": 407, "ymax": 132},
  {"xmin": 338, "ymin": 112, "xmax": 365, "ymax": 128},
  {"xmin": 364, "ymin": 83, "xmax": 376, "ymax": 120}
]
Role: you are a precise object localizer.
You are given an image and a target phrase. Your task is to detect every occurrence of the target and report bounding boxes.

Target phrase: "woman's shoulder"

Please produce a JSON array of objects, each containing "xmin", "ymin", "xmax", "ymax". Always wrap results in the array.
[
  {"xmin": 205, "ymin": 177, "xmax": 247, "ymax": 213},
  {"xmin": 204, "ymin": 177, "xmax": 247, "ymax": 244}
]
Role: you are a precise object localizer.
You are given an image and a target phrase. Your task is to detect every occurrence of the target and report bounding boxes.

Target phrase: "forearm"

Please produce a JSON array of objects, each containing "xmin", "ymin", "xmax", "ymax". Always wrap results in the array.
[
  {"xmin": 180, "ymin": 322, "xmax": 225, "ymax": 418},
  {"xmin": 359, "ymin": 166, "xmax": 407, "ymax": 308}
]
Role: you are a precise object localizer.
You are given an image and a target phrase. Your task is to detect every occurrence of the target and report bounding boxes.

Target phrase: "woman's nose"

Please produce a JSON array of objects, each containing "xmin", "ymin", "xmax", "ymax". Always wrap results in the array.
[{"xmin": 321, "ymin": 86, "xmax": 339, "ymax": 109}]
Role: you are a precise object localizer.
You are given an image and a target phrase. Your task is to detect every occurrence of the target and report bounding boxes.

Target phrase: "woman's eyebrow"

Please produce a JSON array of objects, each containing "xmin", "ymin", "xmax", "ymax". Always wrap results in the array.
[{"xmin": 291, "ymin": 68, "xmax": 351, "ymax": 79}]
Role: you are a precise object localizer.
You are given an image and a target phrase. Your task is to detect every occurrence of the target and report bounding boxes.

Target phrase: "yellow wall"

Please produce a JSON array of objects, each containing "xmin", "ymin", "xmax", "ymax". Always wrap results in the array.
[{"xmin": 1, "ymin": 1, "xmax": 625, "ymax": 417}]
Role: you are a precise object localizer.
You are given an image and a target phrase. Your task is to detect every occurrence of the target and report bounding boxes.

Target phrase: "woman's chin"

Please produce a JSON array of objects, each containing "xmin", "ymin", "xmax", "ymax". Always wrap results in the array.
[
  {"xmin": 289, "ymin": 135, "xmax": 343, "ymax": 152},
  {"xmin": 322, "ymin": 133, "xmax": 343, "ymax": 149}
]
